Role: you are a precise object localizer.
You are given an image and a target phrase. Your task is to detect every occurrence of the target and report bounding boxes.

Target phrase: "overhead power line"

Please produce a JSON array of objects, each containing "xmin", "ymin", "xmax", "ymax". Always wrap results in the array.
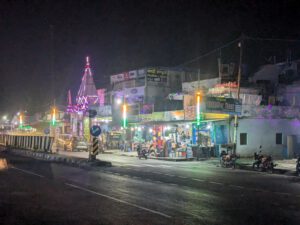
[{"xmin": 176, "ymin": 37, "xmax": 242, "ymax": 68}]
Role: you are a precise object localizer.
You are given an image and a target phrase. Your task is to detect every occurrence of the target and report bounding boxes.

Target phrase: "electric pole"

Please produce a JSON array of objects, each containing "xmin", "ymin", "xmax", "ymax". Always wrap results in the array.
[{"xmin": 233, "ymin": 35, "xmax": 244, "ymax": 155}]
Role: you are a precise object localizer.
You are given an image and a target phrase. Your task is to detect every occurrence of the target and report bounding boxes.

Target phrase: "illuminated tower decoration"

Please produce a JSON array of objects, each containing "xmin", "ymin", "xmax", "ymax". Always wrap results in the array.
[
  {"xmin": 76, "ymin": 57, "xmax": 99, "ymax": 111},
  {"xmin": 122, "ymin": 103, "xmax": 127, "ymax": 128},
  {"xmin": 52, "ymin": 107, "xmax": 56, "ymax": 126},
  {"xmin": 19, "ymin": 113, "xmax": 23, "ymax": 128},
  {"xmin": 196, "ymin": 92, "xmax": 202, "ymax": 126}
]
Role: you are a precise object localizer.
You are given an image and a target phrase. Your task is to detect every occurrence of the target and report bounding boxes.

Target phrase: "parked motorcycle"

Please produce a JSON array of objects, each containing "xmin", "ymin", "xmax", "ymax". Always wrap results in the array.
[
  {"xmin": 220, "ymin": 151, "xmax": 237, "ymax": 169},
  {"xmin": 137, "ymin": 144, "xmax": 148, "ymax": 160},
  {"xmin": 296, "ymin": 156, "xmax": 300, "ymax": 176},
  {"xmin": 253, "ymin": 153, "xmax": 276, "ymax": 172}
]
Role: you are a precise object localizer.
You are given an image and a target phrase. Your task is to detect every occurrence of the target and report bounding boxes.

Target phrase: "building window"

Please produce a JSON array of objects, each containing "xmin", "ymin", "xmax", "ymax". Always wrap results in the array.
[
  {"xmin": 240, "ymin": 133, "xmax": 247, "ymax": 145},
  {"xmin": 276, "ymin": 133, "xmax": 283, "ymax": 145}
]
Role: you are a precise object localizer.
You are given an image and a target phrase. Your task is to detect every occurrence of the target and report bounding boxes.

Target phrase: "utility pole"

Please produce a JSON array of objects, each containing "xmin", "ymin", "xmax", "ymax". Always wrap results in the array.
[
  {"xmin": 233, "ymin": 36, "xmax": 244, "ymax": 155},
  {"xmin": 50, "ymin": 25, "xmax": 55, "ymax": 102},
  {"xmin": 197, "ymin": 69, "xmax": 201, "ymax": 147}
]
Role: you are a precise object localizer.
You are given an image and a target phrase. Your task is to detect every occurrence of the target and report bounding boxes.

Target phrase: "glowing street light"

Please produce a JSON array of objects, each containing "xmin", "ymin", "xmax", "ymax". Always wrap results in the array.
[
  {"xmin": 19, "ymin": 114, "xmax": 23, "ymax": 128},
  {"xmin": 122, "ymin": 103, "xmax": 127, "ymax": 129},
  {"xmin": 116, "ymin": 98, "xmax": 122, "ymax": 105},
  {"xmin": 52, "ymin": 107, "xmax": 56, "ymax": 126},
  {"xmin": 196, "ymin": 92, "xmax": 202, "ymax": 126},
  {"xmin": 2, "ymin": 115, "xmax": 7, "ymax": 121}
]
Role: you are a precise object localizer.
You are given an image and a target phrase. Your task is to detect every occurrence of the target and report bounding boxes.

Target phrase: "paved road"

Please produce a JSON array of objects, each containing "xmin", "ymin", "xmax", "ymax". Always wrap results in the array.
[{"xmin": 0, "ymin": 151, "xmax": 300, "ymax": 225}]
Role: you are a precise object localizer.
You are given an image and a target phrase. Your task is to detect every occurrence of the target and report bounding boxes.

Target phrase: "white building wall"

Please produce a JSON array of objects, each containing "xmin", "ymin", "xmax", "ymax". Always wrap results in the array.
[{"xmin": 235, "ymin": 118, "xmax": 300, "ymax": 158}]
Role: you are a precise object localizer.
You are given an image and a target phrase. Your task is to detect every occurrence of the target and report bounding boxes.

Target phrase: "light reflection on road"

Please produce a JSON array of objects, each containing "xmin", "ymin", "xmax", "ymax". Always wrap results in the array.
[{"xmin": 0, "ymin": 158, "xmax": 8, "ymax": 170}]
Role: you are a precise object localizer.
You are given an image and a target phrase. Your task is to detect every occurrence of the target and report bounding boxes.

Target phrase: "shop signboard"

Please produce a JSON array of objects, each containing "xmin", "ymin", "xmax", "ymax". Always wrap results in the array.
[
  {"xmin": 124, "ymin": 87, "xmax": 145, "ymax": 103},
  {"xmin": 110, "ymin": 73, "xmax": 124, "ymax": 84},
  {"xmin": 140, "ymin": 104, "xmax": 153, "ymax": 114},
  {"xmin": 137, "ymin": 69, "xmax": 146, "ymax": 77},
  {"xmin": 139, "ymin": 112, "xmax": 164, "ymax": 122},
  {"xmin": 184, "ymin": 106, "xmax": 196, "ymax": 120},
  {"xmin": 164, "ymin": 110, "xmax": 184, "ymax": 121},
  {"xmin": 98, "ymin": 105, "xmax": 112, "ymax": 116},
  {"xmin": 146, "ymin": 68, "xmax": 168, "ymax": 83},
  {"xmin": 110, "ymin": 70, "xmax": 138, "ymax": 84},
  {"xmin": 205, "ymin": 97, "xmax": 242, "ymax": 115}
]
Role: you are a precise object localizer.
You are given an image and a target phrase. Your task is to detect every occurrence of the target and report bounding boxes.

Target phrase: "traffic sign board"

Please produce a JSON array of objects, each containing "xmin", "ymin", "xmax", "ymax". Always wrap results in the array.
[
  {"xmin": 90, "ymin": 125, "xmax": 101, "ymax": 137},
  {"xmin": 88, "ymin": 109, "xmax": 97, "ymax": 118},
  {"xmin": 44, "ymin": 127, "xmax": 50, "ymax": 135}
]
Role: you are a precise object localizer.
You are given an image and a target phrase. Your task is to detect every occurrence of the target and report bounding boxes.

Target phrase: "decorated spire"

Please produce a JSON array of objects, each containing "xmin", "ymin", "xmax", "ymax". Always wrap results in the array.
[
  {"xmin": 85, "ymin": 56, "xmax": 90, "ymax": 69},
  {"xmin": 76, "ymin": 57, "xmax": 99, "ymax": 111}
]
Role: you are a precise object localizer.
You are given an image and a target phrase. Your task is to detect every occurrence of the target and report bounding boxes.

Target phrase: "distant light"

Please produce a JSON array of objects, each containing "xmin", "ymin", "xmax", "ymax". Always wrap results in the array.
[
  {"xmin": 116, "ymin": 98, "xmax": 122, "ymax": 105},
  {"xmin": 2, "ymin": 115, "xmax": 7, "ymax": 120},
  {"xmin": 137, "ymin": 127, "xmax": 141, "ymax": 131},
  {"xmin": 130, "ymin": 127, "xmax": 134, "ymax": 131},
  {"xmin": 206, "ymin": 124, "xmax": 212, "ymax": 129},
  {"xmin": 185, "ymin": 124, "xmax": 190, "ymax": 129},
  {"xmin": 149, "ymin": 128, "xmax": 153, "ymax": 133},
  {"xmin": 17, "ymin": 112, "xmax": 20, "ymax": 116}
]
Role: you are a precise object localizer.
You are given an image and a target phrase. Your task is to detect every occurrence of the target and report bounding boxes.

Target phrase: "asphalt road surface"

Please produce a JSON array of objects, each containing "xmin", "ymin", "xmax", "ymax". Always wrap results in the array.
[{"xmin": 0, "ymin": 151, "xmax": 300, "ymax": 225}]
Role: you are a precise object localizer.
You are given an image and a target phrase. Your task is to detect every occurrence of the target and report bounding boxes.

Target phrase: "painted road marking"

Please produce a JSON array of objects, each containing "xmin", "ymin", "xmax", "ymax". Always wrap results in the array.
[
  {"xmin": 164, "ymin": 174, "xmax": 175, "ymax": 177},
  {"xmin": 65, "ymin": 183, "xmax": 171, "ymax": 219},
  {"xmin": 159, "ymin": 165, "xmax": 172, "ymax": 168},
  {"xmin": 152, "ymin": 172, "xmax": 163, "ymax": 175},
  {"xmin": 209, "ymin": 181, "xmax": 223, "ymax": 186},
  {"xmin": 229, "ymin": 185, "xmax": 244, "ymax": 189},
  {"xmin": 192, "ymin": 178, "xmax": 204, "ymax": 182},
  {"xmin": 10, "ymin": 166, "xmax": 45, "ymax": 178}
]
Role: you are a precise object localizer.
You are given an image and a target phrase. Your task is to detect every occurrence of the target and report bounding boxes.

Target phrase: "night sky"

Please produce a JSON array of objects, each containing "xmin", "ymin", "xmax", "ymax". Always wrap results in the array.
[{"xmin": 1, "ymin": 0, "xmax": 300, "ymax": 115}]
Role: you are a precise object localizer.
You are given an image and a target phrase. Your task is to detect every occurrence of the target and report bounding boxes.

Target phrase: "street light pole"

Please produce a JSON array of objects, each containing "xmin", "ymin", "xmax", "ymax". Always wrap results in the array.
[{"xmin": 233, "ymin": 38, "xmax": 243, "ymax": 155}]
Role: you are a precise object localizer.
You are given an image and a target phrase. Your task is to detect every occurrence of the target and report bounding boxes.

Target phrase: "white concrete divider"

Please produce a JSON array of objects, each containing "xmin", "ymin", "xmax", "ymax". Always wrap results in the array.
[{"xmin": 0, "ymin": 134, "xmax": 54, "ymax": 152}]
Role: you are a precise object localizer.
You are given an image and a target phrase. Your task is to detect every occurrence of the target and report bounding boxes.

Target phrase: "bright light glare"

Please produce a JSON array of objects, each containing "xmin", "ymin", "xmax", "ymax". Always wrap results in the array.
[
  {"xmin": 185, "ymin": 124, "xmax": 190, "ymax": 129},
  {"xmin": 149, "ymin": 128, "xmax": 153, "ymax": 132},
  {"xmin": 116, "ymin": 99, "xmax": 122, "ymax": 105},
  {"xmin": 206, "ymin": 124, "xmax": 212, "ymax": 129},
  {"xmin": 2, "ymin": 115, "xmax": 7, "ymax": 120}
]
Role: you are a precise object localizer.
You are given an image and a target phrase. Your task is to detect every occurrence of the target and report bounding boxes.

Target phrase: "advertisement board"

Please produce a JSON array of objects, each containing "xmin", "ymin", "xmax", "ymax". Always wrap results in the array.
[
  {"xmin": 140, "ymin": 104, "xmax": 153, "ymax": 114},
  {"xmin": 205, "ymin": 97, "xmax": 242, "ymax": 115},
  {"xmin": 184, "ymin": 106, "xmax": 196, "ymax": 120},
  {"xmin": 110, "ymin": 70, "xmax": 138, "ymax": 84},
  {"xmin": 164, "ymin": 110, "xmax": 184, "ymax": 121},
  {"xmin": 146, "ymin": 68, "xmax": 168, "ymax": 83}
]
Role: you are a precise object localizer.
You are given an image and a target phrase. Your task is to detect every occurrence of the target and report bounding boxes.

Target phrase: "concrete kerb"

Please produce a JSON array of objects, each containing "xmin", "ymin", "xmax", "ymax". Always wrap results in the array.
[{"xmin": 7, "ymin": 148, "xmax": 112, "ymax": 168}]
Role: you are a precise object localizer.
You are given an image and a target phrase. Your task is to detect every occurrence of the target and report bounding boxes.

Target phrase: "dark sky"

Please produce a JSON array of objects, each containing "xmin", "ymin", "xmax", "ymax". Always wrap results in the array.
[{"xmin": 0, "ymin": 0, "xmax": 300, "ymax": 115}]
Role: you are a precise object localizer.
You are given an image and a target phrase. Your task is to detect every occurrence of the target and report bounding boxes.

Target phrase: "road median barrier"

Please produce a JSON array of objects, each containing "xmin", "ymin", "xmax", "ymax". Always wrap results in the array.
[{"xmin": 5, "ymin": 148, "xmax": 112, "ymax": 168}]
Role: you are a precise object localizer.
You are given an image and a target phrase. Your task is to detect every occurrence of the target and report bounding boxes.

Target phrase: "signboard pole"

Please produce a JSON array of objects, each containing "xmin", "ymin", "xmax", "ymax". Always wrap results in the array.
[{"xmin": 88, "ymin": 116, "xmax": 94, "ymax": 161}]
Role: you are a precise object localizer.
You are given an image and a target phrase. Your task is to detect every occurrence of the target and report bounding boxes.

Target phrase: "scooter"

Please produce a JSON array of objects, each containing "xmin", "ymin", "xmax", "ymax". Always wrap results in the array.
[
  {"xmin": 137, "ymin": 145, "xmax": 148, "ymax": 160},
  {"xmin": 296, "ymin": 157, "xmax": 300, "ymax": 176},
  {"xmin": 253, "ymin": 154, "xmax": 276, "ymax": 173},
  {"xmin": 220, "ymin": 152, "xmax": 237, "ymax": 169}
]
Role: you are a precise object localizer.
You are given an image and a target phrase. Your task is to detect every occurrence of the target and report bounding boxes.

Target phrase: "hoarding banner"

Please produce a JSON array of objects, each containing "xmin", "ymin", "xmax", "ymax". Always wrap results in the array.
[
  {"xmin": 110, "ymin": 70, "xmax": 138, "ymax": 84},
  {"xmin": 146, "ymin": 68, "xmax": 167, "ymax": 83},
  {"xmin": 140, "ymin": 104, "xmax": 154, "ymax": 114},
  {"xmin": 205, "ymin": 97, "xmax": 242, "ymax": 115},
  {"xmin": 164, "ymin": 110, "xmax": 184, "ymax": 121},
  {"xmin": 110, "ymin": 73, "xmax": 124, "ymax": 84}
]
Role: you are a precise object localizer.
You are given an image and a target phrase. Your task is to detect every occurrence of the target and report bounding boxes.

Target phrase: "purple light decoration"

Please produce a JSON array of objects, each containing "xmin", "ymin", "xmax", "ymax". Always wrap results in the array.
[{"xmin": 267, "ymin": 104, "xmax": 273, "ymax": 110}]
